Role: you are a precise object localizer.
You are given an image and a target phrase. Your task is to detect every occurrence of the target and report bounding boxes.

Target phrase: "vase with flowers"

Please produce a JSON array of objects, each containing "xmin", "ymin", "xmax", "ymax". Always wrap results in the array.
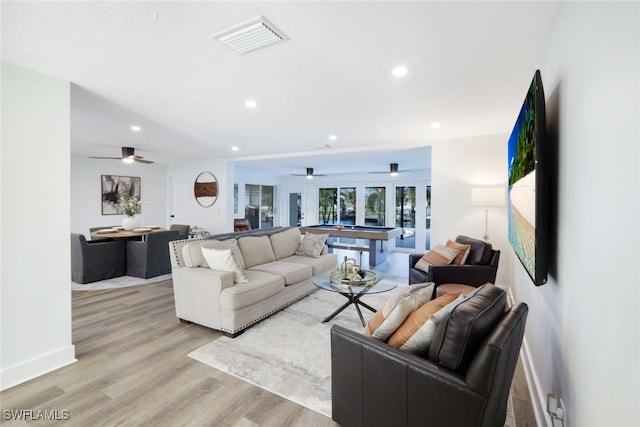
[{"xmin": 117, "ymin": 196, "xmax": 142, "ymax": 230}]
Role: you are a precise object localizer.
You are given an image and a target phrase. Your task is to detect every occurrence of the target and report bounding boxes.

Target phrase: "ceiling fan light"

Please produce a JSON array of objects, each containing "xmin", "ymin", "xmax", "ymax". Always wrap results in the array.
[
  {"xmin": 122, "ymin": 157, "xmax": 134, "ymax": 164},
  {"xmin": 306, "ymin": 167, "xmax": 314, "ymax": 179},
  {"xmin": 390, "ymin": 163, "xmax": 399, "ymax": 176}
]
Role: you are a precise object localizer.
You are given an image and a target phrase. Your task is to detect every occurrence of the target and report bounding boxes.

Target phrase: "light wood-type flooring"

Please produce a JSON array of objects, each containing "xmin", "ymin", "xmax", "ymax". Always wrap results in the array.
[{"xmin": 1, "ymin": 251, "xmax": 536, "ymax": 426}]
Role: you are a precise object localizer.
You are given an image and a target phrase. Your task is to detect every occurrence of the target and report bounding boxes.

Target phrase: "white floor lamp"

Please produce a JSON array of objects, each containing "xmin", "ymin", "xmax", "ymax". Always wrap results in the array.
[{"xmin": 471, "ymin": 187, "xmax": 505, "ymax": 242}]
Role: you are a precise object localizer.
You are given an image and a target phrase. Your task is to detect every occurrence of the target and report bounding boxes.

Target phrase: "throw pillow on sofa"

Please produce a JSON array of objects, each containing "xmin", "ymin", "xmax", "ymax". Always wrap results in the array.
[
  {"xmin": 201, "ymin": 247, "xmax": 248, "ymax": 284},
  {"xmin": 295, "ymin": 233, "xmax": 329, "ymax": 258},
  {"xmin": 364, "ymin": 282, "xmax": 434, "ymax": 341},
  {"xmin": 415, "ymin": 243, "xmax": 459, "ymax": 273}
]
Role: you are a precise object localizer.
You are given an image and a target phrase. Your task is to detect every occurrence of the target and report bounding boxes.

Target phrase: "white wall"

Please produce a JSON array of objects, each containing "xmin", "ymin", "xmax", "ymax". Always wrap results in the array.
[
  {"xmin": 70, "ymin": 155, "xmax": 168, "ymax": 235},
  {"xmin": 1, "ymin": 63, "xmax": 76, "ymax": 390},
  {"xmin": 167, "ymin": 159, "xmax": 230, "ymax": 235},
  {"xmin": 431, "ymin": 134, "xmax": 509, "ymax": 286},
  {"xmin": 512, "ymin": 3, "xmax": 640, "ymax": 426}
]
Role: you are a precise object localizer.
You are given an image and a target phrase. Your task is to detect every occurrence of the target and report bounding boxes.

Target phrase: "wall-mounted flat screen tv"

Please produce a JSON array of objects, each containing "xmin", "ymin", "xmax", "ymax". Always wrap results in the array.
[{"xmin": 507, "ymin": 69, "xmax": 548, "ymax": 286}]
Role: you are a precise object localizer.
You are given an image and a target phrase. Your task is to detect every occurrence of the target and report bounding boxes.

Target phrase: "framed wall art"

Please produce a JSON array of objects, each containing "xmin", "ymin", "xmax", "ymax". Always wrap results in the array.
[{"xmin": 101, "ymin": 175, "xmax": 141, "ymax": 215}]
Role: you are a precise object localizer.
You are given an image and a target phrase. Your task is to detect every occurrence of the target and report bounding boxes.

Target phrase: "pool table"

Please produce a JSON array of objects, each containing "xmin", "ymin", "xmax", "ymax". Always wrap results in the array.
[{"xmin": 300, "ymin": 224, "xmax": 402, "ymax": 266}]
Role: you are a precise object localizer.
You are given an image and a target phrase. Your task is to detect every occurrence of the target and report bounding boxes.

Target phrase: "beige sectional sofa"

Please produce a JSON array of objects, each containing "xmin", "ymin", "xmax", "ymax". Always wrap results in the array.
[{"xmin": 169, "ymin": 227, "xmax": 337, "ymax": 336}]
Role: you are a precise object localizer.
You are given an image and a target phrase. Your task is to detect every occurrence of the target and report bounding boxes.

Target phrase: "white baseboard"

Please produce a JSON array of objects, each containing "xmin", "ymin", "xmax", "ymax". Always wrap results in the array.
[
  {"xmin": 1, "ymin": 345, "xmax": 76, "ymax": 391},
  {"xmin": 520, "ymin": 338, "xmax": 551, "ymax": 427},
  {"xmin": 505, "ymin": 286, "xmax": 550, "ymax": 427}
]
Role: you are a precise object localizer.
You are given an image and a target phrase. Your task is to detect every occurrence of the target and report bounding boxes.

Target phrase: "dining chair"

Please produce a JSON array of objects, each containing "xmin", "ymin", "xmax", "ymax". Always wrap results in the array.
[
  {"xmin": 126, "ymin": 230, "xmax": 180, "ymax": 278},
  {"xmin": 71, "ymin": 233, "xmax": 126, "ymax": 283}
]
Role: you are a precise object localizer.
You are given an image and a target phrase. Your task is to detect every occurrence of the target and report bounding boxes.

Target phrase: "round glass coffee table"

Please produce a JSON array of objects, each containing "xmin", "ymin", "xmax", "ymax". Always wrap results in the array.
[{"xmin": 312, "ymin": 272, "xmax": 398, "ymax": 326}]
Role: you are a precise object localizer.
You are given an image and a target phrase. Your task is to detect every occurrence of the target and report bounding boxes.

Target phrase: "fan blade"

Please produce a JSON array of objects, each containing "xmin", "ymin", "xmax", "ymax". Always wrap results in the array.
[
  {"xmin": 90, "ymin": 147, "xmax": 154, "ymax": 163},
  {"xmin": 133, "ymin": 158, "xmax": 154, "ymax": 164}
]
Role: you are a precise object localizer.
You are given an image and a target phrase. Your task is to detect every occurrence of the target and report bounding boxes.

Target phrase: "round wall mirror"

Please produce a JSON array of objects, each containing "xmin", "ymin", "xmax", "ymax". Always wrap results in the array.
[{"xmin": 194, "ymin": 172, "xmax": 218, "ymax": 207}]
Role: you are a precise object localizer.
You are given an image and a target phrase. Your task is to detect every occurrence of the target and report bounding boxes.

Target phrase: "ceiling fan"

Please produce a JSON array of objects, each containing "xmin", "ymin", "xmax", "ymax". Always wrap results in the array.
[
  {"xmin": 89, "ymin": 147, "xmax": 154, "ymax": 164},
  {"xmin": 290, "ymin": 167, "xmax": 327, "ymax": 179}
]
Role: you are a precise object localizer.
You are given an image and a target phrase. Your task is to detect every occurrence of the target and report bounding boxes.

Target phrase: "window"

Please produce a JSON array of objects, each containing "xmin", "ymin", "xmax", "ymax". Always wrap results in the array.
[
  {"xmin": 319, "ymin": 187, "xmax": 356, "ymax": 224},
  {"xmin": 261, "ymin": 185, "xmax": 274, "ymax": 228},
  {"xmin": 339, "ymin": 187, "xmax": 356, "ymax": 225},
  {"xmin": 245, "ymin": 184, "xmax": 275, "ymax": 229},
  {"xmin": 426, "ymin": 185, "xmax": 432, "ymax": 250},
  {"xmin": 319, "ymin": 188, "xmax": 337, "ymax": 224},
  {"xmin": 365, "ymin": 187, "xmax": 385, "ymax": 226},
  {"xmin": 395, "ymin": 186, "xmax": 416, "ymax": 249},
  {"xmin": 426, "ymin": 185, "xmax": 431, "ymax": 229}
]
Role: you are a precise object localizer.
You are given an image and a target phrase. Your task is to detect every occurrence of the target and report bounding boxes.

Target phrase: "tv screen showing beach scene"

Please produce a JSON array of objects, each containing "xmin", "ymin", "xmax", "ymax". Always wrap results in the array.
[{"xmin": 508, "ymin": 70, "xmax": 547, "ymax": 286}]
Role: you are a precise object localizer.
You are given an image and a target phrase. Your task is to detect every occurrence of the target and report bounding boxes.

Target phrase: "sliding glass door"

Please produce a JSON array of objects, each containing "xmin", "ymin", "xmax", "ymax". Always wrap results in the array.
[
  {"xmin": 395, "ymin": 186, "xmax": 416, "ymax": 249},
  {"xmin": 245, "ymin": 184, "xmax": 275, "ymax": 229},
  {"xmin": 364, "ymin": 187, "xmax": 385, "ymax": 226}
]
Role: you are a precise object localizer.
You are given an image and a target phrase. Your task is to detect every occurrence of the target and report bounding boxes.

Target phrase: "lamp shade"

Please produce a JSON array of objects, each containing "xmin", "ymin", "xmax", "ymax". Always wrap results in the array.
[{"xmin": 471, "ymin": 187, "xmax": 505, "ymax": 207}]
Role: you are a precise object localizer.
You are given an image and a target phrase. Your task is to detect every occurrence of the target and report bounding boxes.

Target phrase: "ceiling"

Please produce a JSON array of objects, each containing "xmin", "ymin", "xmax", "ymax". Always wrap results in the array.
[{"xmin": 2, "ymin": 1, "xmax": 561, "ymax": 175}]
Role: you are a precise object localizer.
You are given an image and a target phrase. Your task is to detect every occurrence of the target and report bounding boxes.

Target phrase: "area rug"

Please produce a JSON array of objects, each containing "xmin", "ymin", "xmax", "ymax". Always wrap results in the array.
[
  {"xmin": 71, "ymin": 273, "xmax": 172, "ymax": 291},
  {"xmin": 188, "ymin": 284, "xmax": 515, "ymax": 424}
]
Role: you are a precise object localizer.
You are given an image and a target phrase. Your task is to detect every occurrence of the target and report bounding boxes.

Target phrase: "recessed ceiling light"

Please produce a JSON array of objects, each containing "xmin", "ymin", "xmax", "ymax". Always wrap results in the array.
[
  {"xmin": 231, "ymin": 146, "xmax": 239, "ymax": 151},
  {"xmin": 392, "ymin": 66, "xmax": 408, "ymax": 78},
  {"xmin": 130, "ymin": 125, "xmax": 141, "ymax": 132},
  {"xmin": 245, "ymin": 100, "xmax": 257, "ymax": 109},
  {"xmin": 329, "ymin": 135, "xmax": 337, "ymax": 141},
  {"xmin": 431, "ymin": 122, "xmax": 441, "ymax": 129}
]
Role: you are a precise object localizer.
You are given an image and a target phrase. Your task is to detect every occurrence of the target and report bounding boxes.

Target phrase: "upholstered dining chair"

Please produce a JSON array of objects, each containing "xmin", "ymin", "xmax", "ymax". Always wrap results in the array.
[
  {"xmin": 126, "ymin": 230, "xmax": 180, "ymax": 278},
  {"xmin": 71, "ymin": 233, "xmax": 126, "ymax": 284},
  {"xmin": 169, "ymin": 224, "xmax": 190, "ymax": 240}
]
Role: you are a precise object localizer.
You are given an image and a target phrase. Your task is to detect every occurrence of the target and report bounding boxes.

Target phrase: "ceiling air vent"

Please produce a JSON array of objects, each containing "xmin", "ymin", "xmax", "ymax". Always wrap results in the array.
[{"xmin": 212, "ymin": 15, "xmax": 287, "ymax": 54}]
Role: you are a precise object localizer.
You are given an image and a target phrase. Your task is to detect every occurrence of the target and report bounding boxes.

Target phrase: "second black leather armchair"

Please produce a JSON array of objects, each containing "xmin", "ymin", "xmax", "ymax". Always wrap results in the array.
[{"xmin": 409, "ymin": 235, "xmax": 500, "ymax": 287}]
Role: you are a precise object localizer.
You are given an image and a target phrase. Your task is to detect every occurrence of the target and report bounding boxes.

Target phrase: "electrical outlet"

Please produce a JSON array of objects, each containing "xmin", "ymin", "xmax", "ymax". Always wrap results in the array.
[{"xmin": 547, "ymin": 393, "xmax": 566, "ymax": 427}]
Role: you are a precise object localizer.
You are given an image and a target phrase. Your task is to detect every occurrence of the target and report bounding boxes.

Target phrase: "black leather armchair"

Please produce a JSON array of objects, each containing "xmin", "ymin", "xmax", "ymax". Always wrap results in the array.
[
  {"xmin": 126, "ymin": 230, "xmax": 180, "ymax": 278},
  {"xmin": 331, "ymin": 285, "xmax": 528, "ymax": 427},
  {"xmin": 169, "ymin": 224, "xmax": 190, "ymax": 240},
  {"xmin": 409, "ymin": 235, "xmax": 500, "ymax": 287},
  {"xmin": 71, "ymin": 233, "xmax": 126, "ymax": 283}
]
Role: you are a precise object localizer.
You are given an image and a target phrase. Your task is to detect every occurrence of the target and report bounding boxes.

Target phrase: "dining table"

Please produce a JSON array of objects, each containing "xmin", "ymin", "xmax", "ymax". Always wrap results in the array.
[{"xmin": 90, "ymin": 226, "xmax": 168, "ymax": 241}]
